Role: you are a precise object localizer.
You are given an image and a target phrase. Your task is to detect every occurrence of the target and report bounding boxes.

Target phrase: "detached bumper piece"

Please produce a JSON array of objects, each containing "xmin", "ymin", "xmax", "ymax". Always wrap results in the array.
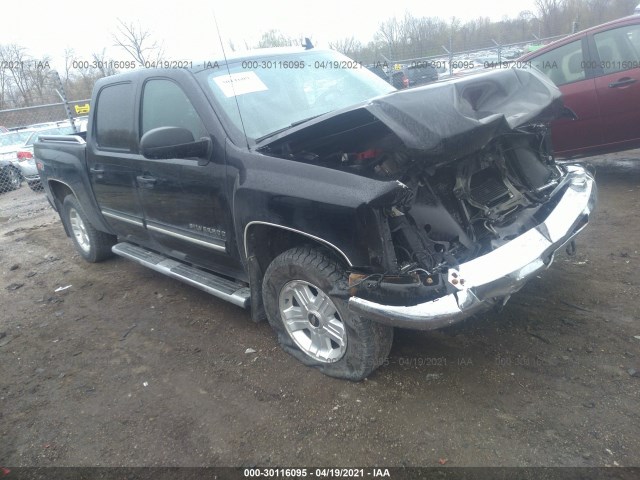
[{"xmin": 348, "ymin": 165, "xmax": 596, "ymax": 330}]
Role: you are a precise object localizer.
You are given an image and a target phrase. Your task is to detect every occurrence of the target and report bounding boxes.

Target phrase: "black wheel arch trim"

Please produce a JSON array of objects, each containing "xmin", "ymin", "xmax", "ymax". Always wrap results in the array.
[{"xmin": 46, "ymin": 178, "xmax": 115, "ymax": 235}]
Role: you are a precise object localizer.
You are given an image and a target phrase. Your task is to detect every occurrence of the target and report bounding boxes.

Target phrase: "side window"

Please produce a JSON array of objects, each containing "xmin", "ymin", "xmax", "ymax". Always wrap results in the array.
[
  {"xmin": 532, "ymin": 40, "xmax": 586, "ymax": 86},
  {"xmin": 594, "ymin": 25, "xmax": 640, "ymax": 75},
  {"xmin": 141, "ymin": 79, "xmax": 207, "ymax": 141},
  {"xmin": 95, "ymin": 83, "xmax": 135, "ymax": 150}
]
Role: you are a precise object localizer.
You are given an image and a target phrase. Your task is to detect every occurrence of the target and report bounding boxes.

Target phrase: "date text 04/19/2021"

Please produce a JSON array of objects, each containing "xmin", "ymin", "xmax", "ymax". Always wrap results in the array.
[{"xmin": 243, "ymin": 468, "xmax": 391, "ymax": 477}]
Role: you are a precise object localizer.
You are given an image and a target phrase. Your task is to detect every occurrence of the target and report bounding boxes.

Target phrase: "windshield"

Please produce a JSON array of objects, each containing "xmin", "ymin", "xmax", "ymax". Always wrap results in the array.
[{"xmin": 198, "ymin": 50, "xmax": 395, "ymax": 144}]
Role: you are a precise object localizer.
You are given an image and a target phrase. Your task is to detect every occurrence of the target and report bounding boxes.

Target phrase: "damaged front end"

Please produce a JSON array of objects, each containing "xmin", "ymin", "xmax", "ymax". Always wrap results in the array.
[{"xmin": 258, "ymin": 68, "xmax": 597, "ymax": 330}]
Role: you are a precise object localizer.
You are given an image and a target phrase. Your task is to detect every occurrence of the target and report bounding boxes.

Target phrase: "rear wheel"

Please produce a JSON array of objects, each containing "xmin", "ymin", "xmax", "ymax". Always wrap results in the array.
[
  {"xmin": 262, "ymin": 247, "xmax": 393, "ymax": 381},
  {"xmin": 62, "ymin": 195, "xmax": 116, "ymax": 262}
]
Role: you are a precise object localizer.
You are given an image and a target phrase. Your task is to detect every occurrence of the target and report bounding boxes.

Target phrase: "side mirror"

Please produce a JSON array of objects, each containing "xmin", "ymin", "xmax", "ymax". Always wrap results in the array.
[{"xmin": 140, "ymin": 127, "xmax": 211, "ymax": 162}]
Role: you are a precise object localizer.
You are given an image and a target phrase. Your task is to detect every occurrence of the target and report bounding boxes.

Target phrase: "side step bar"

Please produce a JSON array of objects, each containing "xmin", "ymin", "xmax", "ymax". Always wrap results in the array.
[{"xmin": 112, "ymin": 242, "xmax": 250, "ymax": 308}]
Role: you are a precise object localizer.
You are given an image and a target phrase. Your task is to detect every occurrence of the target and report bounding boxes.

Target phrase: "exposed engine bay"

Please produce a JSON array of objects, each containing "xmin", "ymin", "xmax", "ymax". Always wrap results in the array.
[
  {"xmin": 262, "ymin": 125, "xmax": 566, "ymax": 304},
  {"xmin": 257, "ymin": 68, "xmax": 575, "ymax": 305}
]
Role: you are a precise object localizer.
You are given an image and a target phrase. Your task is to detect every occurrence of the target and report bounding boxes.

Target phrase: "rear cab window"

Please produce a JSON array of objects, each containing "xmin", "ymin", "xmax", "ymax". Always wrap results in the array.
[{"xmin": 95, "ymin": 83, "xmax": 135, "ymax": 151}]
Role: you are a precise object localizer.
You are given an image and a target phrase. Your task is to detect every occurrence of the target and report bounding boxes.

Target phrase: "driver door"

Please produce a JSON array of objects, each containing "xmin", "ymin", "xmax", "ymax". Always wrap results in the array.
[{"xmin": 136, "ymin": 76, "xmax": 241, "ymax": 278}]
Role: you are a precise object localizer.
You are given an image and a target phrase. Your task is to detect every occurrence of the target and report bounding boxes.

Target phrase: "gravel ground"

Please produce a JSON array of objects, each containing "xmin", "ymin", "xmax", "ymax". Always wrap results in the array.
[{"xmin": 0, "ymin": 152, "xmax": 639, "ymax": 469}]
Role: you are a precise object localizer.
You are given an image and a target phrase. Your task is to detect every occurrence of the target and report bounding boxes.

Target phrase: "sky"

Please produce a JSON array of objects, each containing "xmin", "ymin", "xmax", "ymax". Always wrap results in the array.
[{"xmin": 1, "ymin": 0, "xmax": 538, "ymax": 68}]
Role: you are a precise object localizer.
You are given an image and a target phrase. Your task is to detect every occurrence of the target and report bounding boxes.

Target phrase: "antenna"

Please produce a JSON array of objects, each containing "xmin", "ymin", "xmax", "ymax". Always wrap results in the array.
[{"xmin": 212, "ymin": 10, "xmax": 250, "ymax": 149}]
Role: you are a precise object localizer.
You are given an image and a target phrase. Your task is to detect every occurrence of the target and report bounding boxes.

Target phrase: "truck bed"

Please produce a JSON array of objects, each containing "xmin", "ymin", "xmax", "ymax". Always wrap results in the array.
[{"xmin": 34, "ymin": 134, "xmax": 112, "ymax": 234}]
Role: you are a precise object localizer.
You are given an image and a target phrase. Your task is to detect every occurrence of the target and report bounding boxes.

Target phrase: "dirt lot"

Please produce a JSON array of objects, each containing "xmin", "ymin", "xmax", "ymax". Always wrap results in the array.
[{"xmin": 0, "ymin": 152, "xmax": 639, "ymax": 468}]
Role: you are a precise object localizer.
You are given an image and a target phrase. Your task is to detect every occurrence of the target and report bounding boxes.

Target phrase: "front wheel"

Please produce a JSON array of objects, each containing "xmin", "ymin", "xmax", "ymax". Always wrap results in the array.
[
  {"xmin": 62, "ymin": 195, "xmax": 116, "ymax": 263},
  {"xmin": 262, "ymin": 247, "xmax": 393, "ymax": 381}
]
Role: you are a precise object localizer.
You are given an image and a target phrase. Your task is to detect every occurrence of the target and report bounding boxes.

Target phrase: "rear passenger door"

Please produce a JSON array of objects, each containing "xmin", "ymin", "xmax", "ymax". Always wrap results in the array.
[
  {"xmin": 590, "ymin": 23, "xmax": 640, "ymax": 146},
  {"xmin": 86, "ymin": 81, "xmax": 151, "ymax": 243}
]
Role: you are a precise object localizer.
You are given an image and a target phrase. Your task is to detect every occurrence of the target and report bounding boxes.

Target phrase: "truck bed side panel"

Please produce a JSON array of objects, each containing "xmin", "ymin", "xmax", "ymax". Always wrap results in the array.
[{"xmin": 35, "ymin": 139, "xmax": 114, "ymax": 234}]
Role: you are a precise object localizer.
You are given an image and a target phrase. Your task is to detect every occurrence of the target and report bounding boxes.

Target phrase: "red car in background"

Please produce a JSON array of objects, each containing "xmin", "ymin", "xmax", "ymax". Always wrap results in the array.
[{"xmin": 520, "ymin": 15, "xmax": 640, "ymax": 158}]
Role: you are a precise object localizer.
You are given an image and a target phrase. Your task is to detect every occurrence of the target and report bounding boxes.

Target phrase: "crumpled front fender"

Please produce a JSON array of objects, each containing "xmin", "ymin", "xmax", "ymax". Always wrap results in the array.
[{"xmin": 348, "ymin": 165, "xmax": 596, "ymax": 330}]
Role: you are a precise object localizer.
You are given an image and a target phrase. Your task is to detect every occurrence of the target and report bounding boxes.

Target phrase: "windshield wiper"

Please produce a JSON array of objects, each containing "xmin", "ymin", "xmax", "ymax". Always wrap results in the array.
[{"xmin": 256, "ymin": 114, "xmax": 326, "ymax": 143}]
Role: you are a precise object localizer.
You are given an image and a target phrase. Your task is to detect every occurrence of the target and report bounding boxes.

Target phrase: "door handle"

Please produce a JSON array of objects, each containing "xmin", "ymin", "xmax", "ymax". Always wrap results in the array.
[
  {"xmin": 608, "ymin": 77, "xmax": 637, "ymax": 88},
  {"xmin": 89, "ymin": 167, "xmax": 104, "ymax": 174},
  {"xmin": 136, "ymin": 175, "xmax": 157, "ymax": 188}
]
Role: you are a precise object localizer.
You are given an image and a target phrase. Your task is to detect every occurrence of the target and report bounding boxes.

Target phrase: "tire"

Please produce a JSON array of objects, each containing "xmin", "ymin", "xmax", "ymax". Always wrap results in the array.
[
  {"xmin": 62, "ymin": 195, "xmax": 116, "ymax": 263},
  {"xmin": 262, "ymin": 247, "xmax": 393, "ymax": 381}
]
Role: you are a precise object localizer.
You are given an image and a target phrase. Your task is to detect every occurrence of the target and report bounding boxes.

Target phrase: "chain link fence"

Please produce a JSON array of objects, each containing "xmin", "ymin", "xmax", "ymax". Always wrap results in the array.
[
  {"xmin": 0, "ymin": 99, "xmax": 90, "ymax": 195},
  {"xmin": 0, "ymin": 99, "xmax": 90, "ymax": 129},
  {"xmin": 385, "ymin": 32, "xmax": 569, "ymax": 76}
]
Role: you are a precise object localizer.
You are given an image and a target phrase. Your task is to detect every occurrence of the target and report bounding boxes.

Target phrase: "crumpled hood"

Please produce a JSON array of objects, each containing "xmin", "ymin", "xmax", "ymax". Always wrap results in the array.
[{"xmin": 258, "ymin": 68, "xmax": 565, "ymax": 161}]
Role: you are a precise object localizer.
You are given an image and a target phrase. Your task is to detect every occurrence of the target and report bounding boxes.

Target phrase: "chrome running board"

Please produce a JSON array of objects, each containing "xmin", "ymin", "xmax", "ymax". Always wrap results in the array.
[{"xmin": 112, "ymin": 242, "xmax": 250, "ymax": 308}]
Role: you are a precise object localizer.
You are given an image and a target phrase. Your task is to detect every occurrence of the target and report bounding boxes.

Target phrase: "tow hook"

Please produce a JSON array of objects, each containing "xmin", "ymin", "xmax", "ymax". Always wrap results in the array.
[{"xmin": 566, "ymin": 239, "xmax": 577, "ymax": 256}]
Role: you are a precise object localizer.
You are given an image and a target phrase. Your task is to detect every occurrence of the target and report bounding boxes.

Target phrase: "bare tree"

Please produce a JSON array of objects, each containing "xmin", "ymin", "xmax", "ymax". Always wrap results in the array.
[
  {"xmin": 403, "ymin": 15, "xmax": 448, "ymax": 56},
  {"xmin": 63, "ymin": 48, "xmax": 75, "ymax": 89},
  {"xmin": 512, "ymin": 10, "xmax": 535, "ymax": 40},
  {"xmin": 72, "ymin": 62, "xmax": 100, "ymax": 100},
  {"xmin": 0, "ymin": 45, "xmax": 9, "ymax": 109},
  {"xmin": 27, "ymin": 55, "xmax": 53, "ymax": 104},
  {"xmin": 534, "ymin": 0, "xmax": 566, "ymax": 36},
  {"xmin": 92, "ymin": 49, "xmax": 119, "ymax": 77},
  {"xmin": 585, "ymin": 0, "xmax": 610, "ymax": 25},
  {"xmin": 256, "ymin": 30, "xmax": 297, "ymax": 48},
  {"xmin": 113, "ymin": 19, "xmax": 165, "ymax": 66},
  {"xmin": 328, "ymin": 37, "xmax": 363, "ymax": 58},
  {"xmin": 375, "ymin": 17, "xmax": 403, "ymax": 58},
  {"xmin": 1, "ymin": 44, "xmax": 32, "ymax": 106}
]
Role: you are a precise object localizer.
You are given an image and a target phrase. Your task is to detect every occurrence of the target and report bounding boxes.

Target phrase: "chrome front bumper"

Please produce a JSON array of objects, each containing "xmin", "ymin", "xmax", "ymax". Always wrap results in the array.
[{"xmin": 348, "ymin": 165, "xmax": 597, "ymax": 330}]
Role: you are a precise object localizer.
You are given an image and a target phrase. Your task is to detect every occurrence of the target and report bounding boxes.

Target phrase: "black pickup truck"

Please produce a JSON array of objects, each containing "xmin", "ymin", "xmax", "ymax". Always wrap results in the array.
[{"xmin": 35, "ymin": 47, "xmax": 596, "ymax": 380}]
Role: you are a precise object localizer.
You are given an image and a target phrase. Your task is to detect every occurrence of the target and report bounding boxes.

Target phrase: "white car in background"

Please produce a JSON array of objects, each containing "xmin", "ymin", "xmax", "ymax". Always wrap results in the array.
[
  {"xmin": 0, "ymin": 130, "xmax": 33, "ymax": 164},
  {"xmin": 17, "ymin": 120, "xmax": 87, "ymax": 191}
]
